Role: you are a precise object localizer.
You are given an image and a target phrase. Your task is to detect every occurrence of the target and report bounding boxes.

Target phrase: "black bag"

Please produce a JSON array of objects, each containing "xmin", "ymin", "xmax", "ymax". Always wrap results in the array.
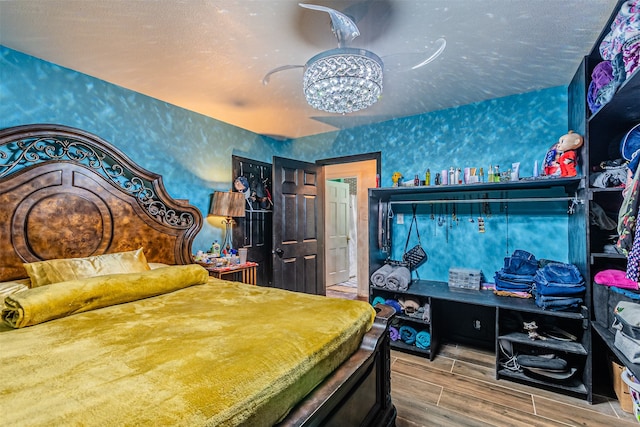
[{"xmin": 402, "ymin": 204, "xmax": 428, "ymax": 269}]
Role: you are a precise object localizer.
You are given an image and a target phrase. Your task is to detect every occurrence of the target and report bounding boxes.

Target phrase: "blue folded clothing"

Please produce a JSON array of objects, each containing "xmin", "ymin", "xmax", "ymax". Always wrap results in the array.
[
  {"xmin": 502, "ymin": 250, "xmax": 538, "ymax": 275},
  {"xmin": 533, "ymin": 281, "xmax": 586, "ymax": 297},
  {"xmin": 415, "ymin": 331, "xmax": 431, "ymax": 349},
  {"xmin": 535, "ymin": 262, "xmax": 583, "ymax": 285},
  {"xmin": 534, "ymin": 293, "xmax": 583, "ymax": 311},
  {"xmin": 494, "ymin": 276, "xmax": 533, "ymax": 292},
  {"xmin": 399, "ymin": 325, "xmax": 417, "ymax": 345}
]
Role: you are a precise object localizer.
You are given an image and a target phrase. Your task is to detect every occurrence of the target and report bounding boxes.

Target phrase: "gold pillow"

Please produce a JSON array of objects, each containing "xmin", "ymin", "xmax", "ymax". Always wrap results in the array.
[
  {"xmin": 0, "ymin": 279, "xmax": 30, "ymax": 303},
  {"xmin": 23, "ymin": 248, "xmax": 150, "ymax": 288}
]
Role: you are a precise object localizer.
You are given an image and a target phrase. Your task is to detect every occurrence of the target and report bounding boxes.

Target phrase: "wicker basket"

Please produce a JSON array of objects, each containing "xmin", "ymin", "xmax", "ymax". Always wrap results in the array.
[{"xmin": 448, "ymin": 268, "xmax": 482, "ymax": 290}]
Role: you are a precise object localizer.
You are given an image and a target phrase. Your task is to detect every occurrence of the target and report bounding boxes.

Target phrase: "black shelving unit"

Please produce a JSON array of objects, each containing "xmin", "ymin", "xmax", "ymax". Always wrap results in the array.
[
  {"xmin": 566, "ymin": 0, "xmax": 640, "ymax": 393},
  {"xmin": 369, "ymin": 177, "xmax": 592, "ymax": 401}
]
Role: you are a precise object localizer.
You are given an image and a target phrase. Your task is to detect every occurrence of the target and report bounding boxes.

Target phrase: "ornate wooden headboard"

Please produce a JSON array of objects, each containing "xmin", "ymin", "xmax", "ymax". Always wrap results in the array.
[{"xmin": 0, "ymin": 124, "xmax": 202, "ymax": 282}]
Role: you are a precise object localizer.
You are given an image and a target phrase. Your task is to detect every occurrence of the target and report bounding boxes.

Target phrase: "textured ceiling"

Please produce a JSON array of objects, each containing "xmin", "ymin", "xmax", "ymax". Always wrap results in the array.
[{"xmin": 0, "ymin": 0, "xmax": 619, "ymax": 139}]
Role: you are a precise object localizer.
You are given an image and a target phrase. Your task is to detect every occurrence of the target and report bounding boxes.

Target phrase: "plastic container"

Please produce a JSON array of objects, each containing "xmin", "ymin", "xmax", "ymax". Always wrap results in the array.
[
  {"xmin": 621, "ymin": 368, "xmax": 640, "ymax": 422},
  {"xmin": 448, "ymin": 268, "xmax": 482, "ymax": 290}
]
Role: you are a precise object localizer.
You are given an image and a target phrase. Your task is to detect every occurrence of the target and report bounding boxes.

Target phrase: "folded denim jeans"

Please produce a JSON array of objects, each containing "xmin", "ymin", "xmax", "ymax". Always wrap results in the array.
[
  {"xmin": 494, "ymin": 276, "xmax": 533, "ymax": 291},
  {"xmin": 533, "ymin": 282, "xmax": 586, "ymax": 296},
  {"xmin": 534, "ymin": 294, "xmax": 583, "ymax": 311},
  {"xmin": 495, "ymin": 270, "xmax": 536, "ymax": 282},
  {"xmin": 535, "ymin": 262, "xmax": 583, "ymax": 285},
  {"xmin": 502, "ymin": 250, "xmax": 538, "ymax": 275}
]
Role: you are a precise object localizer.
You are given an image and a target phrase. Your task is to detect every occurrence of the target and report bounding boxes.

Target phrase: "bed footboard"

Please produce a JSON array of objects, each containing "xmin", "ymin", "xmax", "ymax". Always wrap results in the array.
[{"xmin": 279, "ymin": 304, "xmax": 396, "ymax": 427}]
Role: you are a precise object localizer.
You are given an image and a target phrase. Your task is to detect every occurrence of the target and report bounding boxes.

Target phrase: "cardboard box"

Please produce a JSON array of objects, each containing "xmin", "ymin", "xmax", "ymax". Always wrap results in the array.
[{"xmin": 611, "ymin": 360, "xmax": 634, "ymax": 413}]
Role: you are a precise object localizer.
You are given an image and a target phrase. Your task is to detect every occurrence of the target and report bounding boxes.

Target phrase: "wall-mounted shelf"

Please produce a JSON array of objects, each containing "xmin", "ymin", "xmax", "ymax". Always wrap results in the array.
[{"xmin": 374, "ymin": 177, "xmax": 583, "ymax": 198}]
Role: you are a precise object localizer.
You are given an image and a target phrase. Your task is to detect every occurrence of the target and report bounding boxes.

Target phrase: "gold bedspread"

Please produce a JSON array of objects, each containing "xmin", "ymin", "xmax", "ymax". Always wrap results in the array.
[{"xmin": 0, "ymin": 279, "xmax": 375, "ymax": 426}]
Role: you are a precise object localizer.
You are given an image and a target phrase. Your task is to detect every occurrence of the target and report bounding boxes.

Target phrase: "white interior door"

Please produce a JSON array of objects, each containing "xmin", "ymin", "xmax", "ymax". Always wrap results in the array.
[{"xmin": 325, "ymin": 180, "xmax": 350, "ymax": 286}]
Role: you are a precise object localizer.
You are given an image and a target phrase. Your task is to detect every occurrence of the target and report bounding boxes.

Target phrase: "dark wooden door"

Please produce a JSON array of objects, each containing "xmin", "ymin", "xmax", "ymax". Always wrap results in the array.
[{"xmin": 272, "ymin": 156, "xmax": 324, "ymax": 294}]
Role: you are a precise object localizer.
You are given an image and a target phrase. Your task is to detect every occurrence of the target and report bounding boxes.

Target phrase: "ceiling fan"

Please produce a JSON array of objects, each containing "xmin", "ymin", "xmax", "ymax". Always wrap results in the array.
[{"xmin": 263, "ymin": 2, "xmax": 446, "ymax": 114}]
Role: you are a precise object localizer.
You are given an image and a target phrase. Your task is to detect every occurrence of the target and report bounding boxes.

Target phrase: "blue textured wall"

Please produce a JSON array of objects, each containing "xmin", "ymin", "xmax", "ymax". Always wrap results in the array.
[
  {"xmin": 1, "ymin": 46, "xmax": 570, "ymax": 278},
  {"xmin": 1, "ymin": 46, "xmax": 278, "ymax": 252},
  {"xmin": 281, "ymin": 87, "xmax": 571, "ymax": 281}
]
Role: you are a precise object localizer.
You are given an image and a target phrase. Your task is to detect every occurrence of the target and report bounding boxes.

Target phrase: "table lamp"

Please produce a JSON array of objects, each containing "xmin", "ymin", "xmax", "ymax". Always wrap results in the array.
[{"xmin": 209, "ymin": 191, "xmax": 245, "ymax": 253}]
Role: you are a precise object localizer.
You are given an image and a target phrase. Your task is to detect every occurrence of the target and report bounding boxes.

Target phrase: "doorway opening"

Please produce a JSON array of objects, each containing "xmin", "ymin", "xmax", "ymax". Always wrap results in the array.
[{"xmin": 319, "ymin": 153, "xmax": 380, "ymax": 301}]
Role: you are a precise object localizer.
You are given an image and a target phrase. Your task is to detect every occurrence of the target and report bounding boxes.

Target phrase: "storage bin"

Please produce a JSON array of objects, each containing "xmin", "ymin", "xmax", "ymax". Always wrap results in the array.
[
  {"xmin": 621, "ymin": 368, "xmax": 640, "ymax": 422},
  {"xmin": 612, "ymin": 360, "xmax": 633, "ymax": 413},
  {"xmin": 448, "ymin": 268, "xmax": 481, "ymax": 290},
  {"xmin": 593, "ymin": 283, "xmax": 610, "ymax": 328}
]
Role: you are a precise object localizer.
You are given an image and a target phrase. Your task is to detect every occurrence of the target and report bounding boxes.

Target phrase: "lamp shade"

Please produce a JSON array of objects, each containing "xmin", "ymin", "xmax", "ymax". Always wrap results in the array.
[{"xmin": 209, "ymin": 191, "xmax": 245, "ymax": 218}]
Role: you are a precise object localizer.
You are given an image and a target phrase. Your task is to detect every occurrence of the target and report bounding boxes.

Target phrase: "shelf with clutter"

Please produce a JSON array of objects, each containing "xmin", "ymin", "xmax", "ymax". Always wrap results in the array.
[{"xmin": 369, "ymin": 120, "xmax": 592, "ymax": 398}]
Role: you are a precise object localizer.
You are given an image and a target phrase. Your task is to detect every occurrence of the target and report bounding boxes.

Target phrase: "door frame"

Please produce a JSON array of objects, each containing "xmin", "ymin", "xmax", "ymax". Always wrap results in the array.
[{"xmin": 317, "ymin": 152, "xmax": 381, "ymax": 298}]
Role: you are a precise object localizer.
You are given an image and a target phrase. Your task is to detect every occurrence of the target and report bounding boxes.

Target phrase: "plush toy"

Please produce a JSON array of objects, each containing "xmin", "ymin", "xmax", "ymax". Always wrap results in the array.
[
  {"xmin": 543, "ymin": 131, "xmax": 584, "ymax": 177},
  {"xmin": 233, "ymin": 176, "xmax": 252, "ymax": 207},
  {"xmin": 391, "ymin": 172, "xmax": 403, "ymax": 187},
  {"xmin": 557, "ymin": 131, "xmax": 584, "ymax": 177}
]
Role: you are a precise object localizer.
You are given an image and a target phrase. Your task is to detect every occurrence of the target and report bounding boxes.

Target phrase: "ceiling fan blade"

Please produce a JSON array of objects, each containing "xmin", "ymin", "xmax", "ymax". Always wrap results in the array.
[
  {"xmin": 262, "ymin": 65, "xmax": 304, "ymax": 85},
  {"xmin": 298, "ymin": 3, "xmax": 360, "ymax": 48},
  {"xmin": 382, "ymin": 38, "xmax": 446, "ymax": 73}
]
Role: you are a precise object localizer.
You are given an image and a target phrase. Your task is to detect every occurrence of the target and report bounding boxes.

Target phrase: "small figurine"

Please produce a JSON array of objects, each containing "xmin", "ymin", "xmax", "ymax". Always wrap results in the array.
[
  {"xmin": 543, "ymin": 130, "xmax": 584, "ymax": 177},
  {"xmin": 391, "ymin": 172, "xmax": 403, "ymax": 187}
]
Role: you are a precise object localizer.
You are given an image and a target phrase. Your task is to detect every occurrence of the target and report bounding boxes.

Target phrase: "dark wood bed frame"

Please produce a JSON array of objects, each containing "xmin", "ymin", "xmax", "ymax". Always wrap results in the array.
[{"xmin": 0, "ymin": 124, "xmax": 396, "ymax": 427}]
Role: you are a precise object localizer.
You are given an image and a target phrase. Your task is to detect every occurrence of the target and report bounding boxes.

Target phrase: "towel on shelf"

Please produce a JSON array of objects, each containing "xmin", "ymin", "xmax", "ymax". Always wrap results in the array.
[
  {"xmin": 370, "ymin": 264, "xmax": 395, "ymax": 288},
  {"xmin": 398, "ymin": 297, "xmax": 421, "ymax": 312},
  {"xmin": 416, "ymin": 331, "xmax": 431, "ymax": 349},
  {"xmin": 399, "ymin": 325, "xmax": 417, "ymax": 345},
  {"xmin": 421, "ymin": 303, "xmax": 431, "ymax": 323},
  {"xmin": 386, "ymin": 266, "xmax": 411, "ymax": 291},
  {"xmin": 384, "ymin": 299, "xmax": 403, "ymax": 314},
  {"xmin": 371, "ymin": 296, "xmax": 386, "ymax": 307},
  {"xmin": 389, "ymin": 326, "xmax": 400, "ymax": 342}
]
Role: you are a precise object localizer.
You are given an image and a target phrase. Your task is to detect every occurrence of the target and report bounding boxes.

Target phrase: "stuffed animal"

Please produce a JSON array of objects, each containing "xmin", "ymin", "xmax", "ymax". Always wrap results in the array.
[
  {"xmin": 391, "ymin": 172, "xmax": 403, "ymax": 187},
  {"xmin": 233, "ymin": 176, "xmax": 252, "ymax": 208},
  {"xmin": 543, "ymin": 131, "xmax": 584, "ymax": 177},
  {"xmin": 557, "ymin": 131, "xmax": 584, "ymax": 177}
]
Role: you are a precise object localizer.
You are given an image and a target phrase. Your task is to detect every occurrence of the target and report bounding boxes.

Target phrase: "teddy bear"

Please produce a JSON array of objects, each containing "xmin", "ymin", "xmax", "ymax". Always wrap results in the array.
[
  {"xmin": 543, "ymin": 131, "xmax": 584, "ymax": 177},
  {"xmin": 557, "ymin": 131, "xmax": 584, "ymax": 177}
]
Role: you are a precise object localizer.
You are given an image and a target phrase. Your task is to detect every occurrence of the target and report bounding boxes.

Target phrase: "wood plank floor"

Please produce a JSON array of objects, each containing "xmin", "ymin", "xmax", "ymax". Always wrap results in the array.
[{"xmin": 326, "ymin": 284, "xmax": 638, "ymax": 426}]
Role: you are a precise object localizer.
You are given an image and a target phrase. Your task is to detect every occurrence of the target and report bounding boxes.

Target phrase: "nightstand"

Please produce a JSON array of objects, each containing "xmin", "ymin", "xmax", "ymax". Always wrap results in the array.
[{"xmin": 205, "ymin": 262, "xmax": 258, "ymax": 285}]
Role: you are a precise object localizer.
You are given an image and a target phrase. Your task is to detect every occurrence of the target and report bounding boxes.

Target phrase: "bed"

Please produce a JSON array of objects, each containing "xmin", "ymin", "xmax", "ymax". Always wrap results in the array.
[{"xmin": 0, "ymin": 124, "xmax": 396, "ymax": 427}]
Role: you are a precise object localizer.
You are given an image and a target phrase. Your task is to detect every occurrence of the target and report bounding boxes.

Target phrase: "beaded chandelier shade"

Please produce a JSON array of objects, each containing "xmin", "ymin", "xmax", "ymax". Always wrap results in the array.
[{"xmin": 303, "ymin": 48, "xmax": 384, "ymax": 114}]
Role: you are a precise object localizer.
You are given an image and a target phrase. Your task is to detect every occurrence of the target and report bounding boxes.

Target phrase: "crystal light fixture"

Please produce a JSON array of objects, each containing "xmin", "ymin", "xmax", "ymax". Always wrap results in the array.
[{"xmin": 303, "ymin": 48, "xmax": 383, "ymax": 114}]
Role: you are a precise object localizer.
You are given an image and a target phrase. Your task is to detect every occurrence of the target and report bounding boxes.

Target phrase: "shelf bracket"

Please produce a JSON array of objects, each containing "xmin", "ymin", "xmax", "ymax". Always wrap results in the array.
[{"xmin": 567, "ymin": 193, "xmax": 583, "ymax": 215}]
